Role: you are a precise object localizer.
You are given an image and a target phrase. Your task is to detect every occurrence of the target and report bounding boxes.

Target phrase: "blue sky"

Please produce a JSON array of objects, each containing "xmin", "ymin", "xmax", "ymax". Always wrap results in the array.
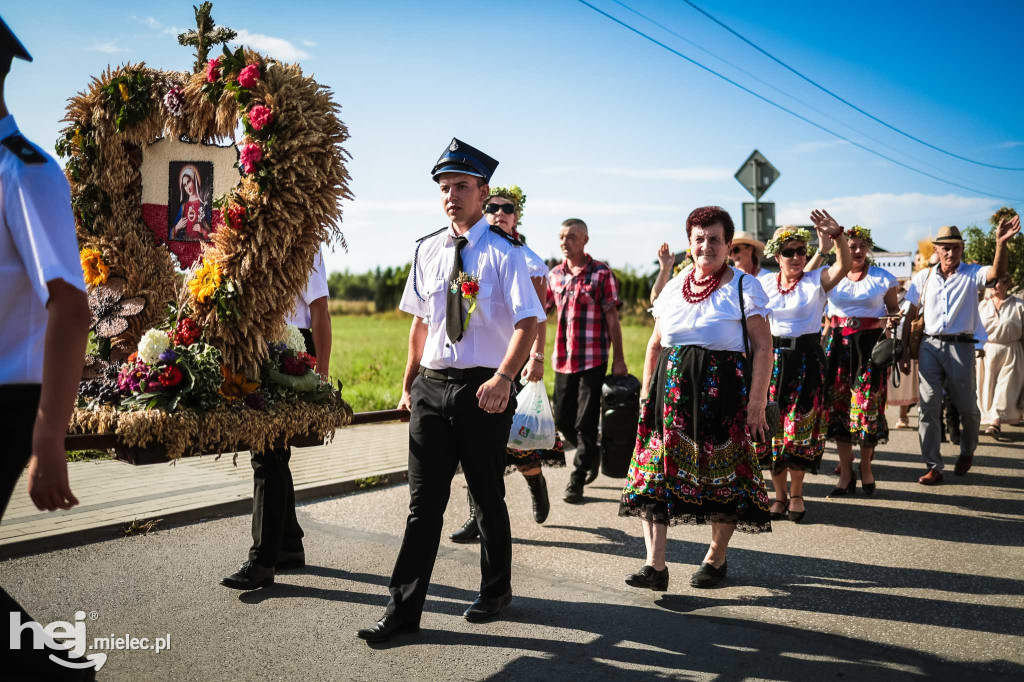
[{"xmin": 4, "ymin": 0, "xmax": 1022, "ymax": 274}]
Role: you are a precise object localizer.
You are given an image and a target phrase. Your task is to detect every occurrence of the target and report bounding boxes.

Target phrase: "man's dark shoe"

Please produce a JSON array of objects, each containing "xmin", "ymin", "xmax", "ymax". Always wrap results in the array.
[
  {"xmin": 220, "ymin": 560, "xmax": 274, "ymax": 590},
  {"xmin": 954, "ymin": 455, "xmax": 974, "ymax": 476},
  {"xmin": 464, "ymin": 589, "xmax": 513, "ymax": 622},
  {"xmin": 563, "ymin": 476, "xmax": 584, "ymax": 504},
  {"xmin": 918, "ymin": 469, "xmax": 944, "ymax": 486},
  {"xmin": 690, "ymin": 561, "xmax": 727, "ymax": 588},
  {"xmin": 450, "ymin": 490, "xmax": 480, "ymax": 543},
  {"xmin": 276, "ymin": 549, "xmax": 305, "ymax": 571},
  {"xmin": 525, "ymin": 473, "xmax": 550, "ymax": 523},
  {"xmin": 625, "ymin": 565, "xmax": 669, "ymax": 591},
  {"xmin": 356, "ymin": 613, "xmax": 419, "ymax": 642},
  {"xmin": 585, "ymin": 454, "xmax": 601, "ymax": 484}
]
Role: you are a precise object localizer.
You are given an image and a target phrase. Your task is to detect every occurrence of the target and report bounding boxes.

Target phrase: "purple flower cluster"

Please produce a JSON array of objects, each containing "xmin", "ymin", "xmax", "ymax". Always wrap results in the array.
[{"xmin": 117, "ymin": 360, "xmax": 161, "ymax": 393}]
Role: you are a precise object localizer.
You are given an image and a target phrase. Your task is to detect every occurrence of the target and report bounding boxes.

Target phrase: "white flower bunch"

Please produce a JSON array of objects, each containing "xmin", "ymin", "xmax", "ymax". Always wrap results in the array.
[
  {"xmin": 280, "ymin": 324, "xmax": 306, "ymax": 354},
  {"xmin": 138, "ymin": 328, "xmax": 170, "ymax": 365}
]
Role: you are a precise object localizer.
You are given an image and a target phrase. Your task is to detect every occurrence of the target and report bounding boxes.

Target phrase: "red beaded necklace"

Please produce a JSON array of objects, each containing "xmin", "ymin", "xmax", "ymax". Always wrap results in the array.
[
  {"xmin": 776, "ymin": 271, "xmax": 804, "ymax": 295},
  {"xmin": 682, "ymin": 263, "xmax": 728, "ymax": 304}
]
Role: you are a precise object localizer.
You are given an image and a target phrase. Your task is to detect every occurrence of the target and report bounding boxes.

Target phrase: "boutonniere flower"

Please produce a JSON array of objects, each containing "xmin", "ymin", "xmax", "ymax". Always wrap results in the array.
[{"xmin": 451, "ymin": 271, "xmax": 481, "ymax": 330}]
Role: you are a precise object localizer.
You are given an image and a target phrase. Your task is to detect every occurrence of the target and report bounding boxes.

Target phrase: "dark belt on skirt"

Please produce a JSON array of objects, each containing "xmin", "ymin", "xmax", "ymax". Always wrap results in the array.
[
  {"xmin": 926, "ymin": 333, "xmax": 977, "ymax": 344},
  {"xmin": 418, "ymin": 366, "xmax": 496, "ymax": 382},
  {"xmin": 772, "ymin": 333, "xmax": 821, "ymax": 351}
]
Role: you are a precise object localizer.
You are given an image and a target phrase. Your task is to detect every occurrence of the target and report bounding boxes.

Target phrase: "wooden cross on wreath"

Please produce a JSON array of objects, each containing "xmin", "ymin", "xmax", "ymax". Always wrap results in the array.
[{"xmin": 177, "ymin": 2, "xmax": 237, "ymax": 74}]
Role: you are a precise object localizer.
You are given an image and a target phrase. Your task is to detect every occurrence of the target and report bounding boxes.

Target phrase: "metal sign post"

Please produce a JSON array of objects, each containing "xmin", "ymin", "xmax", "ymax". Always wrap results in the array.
[{"xmin": 735, "ymin": 150, "xmax": 780, "ymax": 242}]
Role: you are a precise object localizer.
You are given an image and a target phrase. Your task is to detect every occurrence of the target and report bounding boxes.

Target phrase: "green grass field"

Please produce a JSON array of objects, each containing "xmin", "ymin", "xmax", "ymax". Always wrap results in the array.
[{"xmin": 328, "ymin": 313, "xmax": 653, "ymax": 412}]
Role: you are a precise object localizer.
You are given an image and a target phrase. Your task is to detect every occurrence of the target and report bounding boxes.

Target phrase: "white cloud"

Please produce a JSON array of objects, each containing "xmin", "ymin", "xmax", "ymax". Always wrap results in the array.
[
  {"xmin": 996, "ymin": 141, "xmax": 1024, "ymax": 149},
  {"xmin": 231, "ymin": 29, "xmax": 310, "ymax": 61},
  {"xmin": 541, "ymin": 166, "xmax": 732, "ymax": 182},
  {"xmin": 303, "ymin": 40, "xmax": 317, "ymax": 47},
  {"xmin": 776, "ymin": 193, "xmax": 998, "ymax": 248},
  {"xmin": 87, "ymin": 41, "xmax": 127, "ymax": 54}
]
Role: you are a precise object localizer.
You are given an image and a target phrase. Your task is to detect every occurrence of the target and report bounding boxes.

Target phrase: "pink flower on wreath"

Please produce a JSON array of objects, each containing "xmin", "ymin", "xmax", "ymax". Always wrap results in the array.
[
  {"xmin": 239, "ymin": 142, "xmax": 263, "ymax": 174},
  {"xmin": 247, "ymin": 104, "xmax": 274, "ymax": 131},
  {"xmin": 237, "ymin": 63, "xmax": 261, "ymax": 89},
  {"xmin": 205, "ymin": 57, "xmax": 222, "ymax": 83}
]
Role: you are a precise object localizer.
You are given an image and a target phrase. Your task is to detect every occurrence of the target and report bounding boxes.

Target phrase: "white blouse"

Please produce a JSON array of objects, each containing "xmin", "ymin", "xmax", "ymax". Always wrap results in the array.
[
  {"xmin": 521, "ymin": 243, "xmax": 549, "ymax": 279},
  {"xmin": 758, "ymin": 266, "xmax": 827, "ymax": 338},
  {"xmin": 653, "ymin": 267, "xmax": 770, "ymax": 352},
  {"xmin": 826, "ymin": 265, "xmax": 897, "ymax": 319}
]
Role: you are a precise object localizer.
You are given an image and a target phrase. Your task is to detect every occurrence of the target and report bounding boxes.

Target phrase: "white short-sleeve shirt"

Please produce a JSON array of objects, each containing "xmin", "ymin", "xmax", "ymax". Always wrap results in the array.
[
  {"xmin": 286, "ymin": 248, "xmax": 329, "ymax": 328},
  {"xmin": 826, "ymin": 266, "xmax": 897, "ymax": 319},
  {"xmin": 758, "ymin": 266, "xmax": 827, "ymax": 338},
  {"xmin": 905, "ymin": 263, "xmax": 989, "ymax": 336},
  {"xmin": 399, "ymin": 216, "xmax": 546, "ymax": 370},
  {"xmin": 653, "ymin": 267, "xmax": 769, "ymax": 352},
  {"xmin": 521, "ymin": 242, "xmax": 549, "ymax": 279},
  {"xmin": 0, "ymin": 116, "xmax": 86, "ymax": 384}
]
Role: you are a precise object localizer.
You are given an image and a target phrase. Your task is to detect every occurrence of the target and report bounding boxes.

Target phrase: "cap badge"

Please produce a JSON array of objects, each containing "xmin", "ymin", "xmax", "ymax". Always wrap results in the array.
[{"xmin": 449, "ymin": 140, "xmax": 458, "ymax": 152}]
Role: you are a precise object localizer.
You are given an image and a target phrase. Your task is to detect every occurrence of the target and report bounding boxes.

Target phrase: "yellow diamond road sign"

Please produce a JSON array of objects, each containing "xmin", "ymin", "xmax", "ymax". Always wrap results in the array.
[{"xmin": 735, "ymin": 149, "xmax": 779, "ymax": 201}]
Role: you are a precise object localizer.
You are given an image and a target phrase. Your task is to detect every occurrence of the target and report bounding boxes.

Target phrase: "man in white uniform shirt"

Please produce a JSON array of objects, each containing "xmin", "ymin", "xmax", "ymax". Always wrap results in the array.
[
  {"xmin": 901, "ymin": 219, "xmax": 1020, "ymax": 484},
  {"xmin": 0, "ymin": 17, "xmax": 96, "ymax": 678},
  {"xmin": 356, "ymin": 138, "xmax": 542, "ymax": 643},
  {"xmin": 221, "ymin": 248, "xmax": 332, "ymax": 589}
]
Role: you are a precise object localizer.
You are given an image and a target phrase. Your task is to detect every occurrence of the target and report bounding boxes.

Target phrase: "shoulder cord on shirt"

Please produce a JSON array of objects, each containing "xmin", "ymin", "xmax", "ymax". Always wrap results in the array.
[{"xmin": 412, "ymin": 239, "xmax": 426, "ymax": 302}]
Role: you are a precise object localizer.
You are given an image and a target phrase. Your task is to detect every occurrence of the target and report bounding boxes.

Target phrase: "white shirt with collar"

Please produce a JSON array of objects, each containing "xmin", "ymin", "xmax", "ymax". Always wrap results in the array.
[
  {"xmin": 905, "ymin": 262, "xmax": 989, "ymax": 336},
  {"xmin": 286, "ymin": 247, "xmax": 329, "ymax": 328},
  {"xmin": 758, "ymin": 266, "xmax": 827, "ymax": 338},
  {"xmin": 0, "ymin": 115, "xmax": 86, "ymax": 384},
  {"xmin": 399, "ymin": 215, "xmax": 545, "ymax": 370}
]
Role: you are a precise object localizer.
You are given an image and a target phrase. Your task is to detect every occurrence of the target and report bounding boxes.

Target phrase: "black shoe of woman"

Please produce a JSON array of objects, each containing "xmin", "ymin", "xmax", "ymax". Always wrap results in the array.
[
  {"xmin": 827, "ymin": 473, "xmax": 857, "ymax": 498},
  {"xmin": 625, "ymin": 565, "xmax": 669, "ymax": 591},
  {"xmin": 449, "ymin": 490, "xmax": 480, "ymax": 543},
  {"xmin": 788, "ymin": 495, "xmax": 806, "ymax": 523},
  {"xmin": 769, "ymin": 495, "xmax": 789, "ymax": 521},
  {"xmin": 690, "ymin": 561, "xmax": 727, "ymax": 588},
  {"xmin": 861, "ymin": 480, "xmax": 876, "ymax": 495}
]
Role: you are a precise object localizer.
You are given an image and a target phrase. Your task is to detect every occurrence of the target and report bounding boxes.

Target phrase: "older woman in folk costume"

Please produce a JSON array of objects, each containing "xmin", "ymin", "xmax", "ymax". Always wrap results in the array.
[
  {"xmin": 977, "ymin": 274, "xmax": 1024, "ymax": 438},
  {"xmin": 824, "ymin": 226, "xmax": 899, "ymax": 496},
  {"xmin": 621, "ymin": 206, "xmax": 772, "ymax": 591},
  {"xmin": 450, "ymin": 186, "xmax": 565, "ymax": 543},
  {"xmin": 756, "ymin": 212, "xmax": 851, "ymax": 523}
]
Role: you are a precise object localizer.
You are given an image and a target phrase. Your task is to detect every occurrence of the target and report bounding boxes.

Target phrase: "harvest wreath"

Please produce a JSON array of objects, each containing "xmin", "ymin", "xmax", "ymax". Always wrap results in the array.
[{"xmin": 61, "ymin": 4, "xmax": 353, "ymax": 460}]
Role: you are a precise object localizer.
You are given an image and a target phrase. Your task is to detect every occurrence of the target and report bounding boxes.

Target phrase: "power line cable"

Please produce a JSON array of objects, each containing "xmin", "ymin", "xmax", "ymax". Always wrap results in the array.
[
  {"xmin": 679, "ymin": 0, "xmax": 1024, "ymax": 172},
  {"xmin": 574, "ymin": 0, "xmax": 1024, "ymax": 203},
  {"xmin": 609, "ymin": 0, "xmax": 986, "ymax": 189}
]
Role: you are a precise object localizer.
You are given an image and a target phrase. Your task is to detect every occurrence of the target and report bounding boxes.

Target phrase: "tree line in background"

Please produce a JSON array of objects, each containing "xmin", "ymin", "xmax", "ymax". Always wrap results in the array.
[{"xmin": 326, "ymin": 207, "xmax": 1021, "ymax": 314}]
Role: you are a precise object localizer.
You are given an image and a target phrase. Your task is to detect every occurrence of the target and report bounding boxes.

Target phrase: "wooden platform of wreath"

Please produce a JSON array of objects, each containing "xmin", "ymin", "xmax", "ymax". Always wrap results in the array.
[{"xmin": 61, "ymin": 5, "xmax": 354, "ymax": 463}]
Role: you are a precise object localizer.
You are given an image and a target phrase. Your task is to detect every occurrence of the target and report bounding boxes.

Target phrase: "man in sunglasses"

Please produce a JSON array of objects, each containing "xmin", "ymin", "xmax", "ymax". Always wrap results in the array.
[{"xmin": 547, "ymin": 218, "xmax": 628, "ymax": 504}]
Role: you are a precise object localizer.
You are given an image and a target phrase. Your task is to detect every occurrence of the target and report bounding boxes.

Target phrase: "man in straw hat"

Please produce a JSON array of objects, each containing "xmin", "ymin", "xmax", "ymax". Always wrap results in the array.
[
  {"xmin": 0, "ymin": 15, "xmax": 99, "ymax": 679},
  {"xmin": 900, "ymin": 217, "xmax": 1021, "ymax": 484}
]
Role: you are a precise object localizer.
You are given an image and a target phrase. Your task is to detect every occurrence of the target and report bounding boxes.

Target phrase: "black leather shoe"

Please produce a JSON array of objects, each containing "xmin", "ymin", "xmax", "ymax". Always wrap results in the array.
[
  {"xmin": 220, "ymin": 560, "xmax": 274, "ymax": 590},
  {"xmin": 276, "ymin": 549, "xmax": 305, "ymax": 571},
  {"xmin": 464, "ymin": 589, "xmax": 513, "ymax": 622},
  {"xmin": 690, "ymin": 561, "xmax": 727, "ymax": 588},
  {"xmin": 356, "ymin": 613, "xmax": 419, "ymax": 642},
  {"xmin": 954, "ymin": 455, "xmax": 974, "ymax": 476},
  {"xmin": 563, "ymin": 476, "xmax": 584, "ymax": 504},
  {"xmin": 585, "ymin": 455, "xmax": 600, "ymax": 484},
  {"xmin": 625, "ymin": 565, "xmax": 669, "ymax": 591},
  {"xmin": 525, "ymin": 473, "xmax": 550, "ymax": 523},
  {"xmin": 450, "ymin": 490, "xmax": 481, "ymax": 543}
]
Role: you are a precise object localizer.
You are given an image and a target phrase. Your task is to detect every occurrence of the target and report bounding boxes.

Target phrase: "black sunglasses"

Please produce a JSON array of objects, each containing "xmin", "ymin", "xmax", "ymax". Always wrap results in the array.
[
  {"xmin": 780, "ymin": 246, "xmax": 807, "ymax": 258},
  {"xmin": 484, "ymin": 203, "xmax": 515, "ymax": 215},
  {"xmin": 730, "ymin": 246, "xmax": 746, "ymax": 255}
]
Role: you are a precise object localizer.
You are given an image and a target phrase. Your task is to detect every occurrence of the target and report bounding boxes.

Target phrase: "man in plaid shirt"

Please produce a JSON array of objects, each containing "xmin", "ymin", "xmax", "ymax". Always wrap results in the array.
[{"xmin": 547, "ymin": 218, "xmax": 628, "ymax": 504}]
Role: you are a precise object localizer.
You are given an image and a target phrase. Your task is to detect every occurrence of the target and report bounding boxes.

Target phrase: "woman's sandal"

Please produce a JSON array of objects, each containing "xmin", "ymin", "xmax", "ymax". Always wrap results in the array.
[
  {"xmin": 788, "ymin": 495, "xmax": 806, "ymax": 523},
  {"xmin": 985, "ymin": 424, "xmax": 1001, "ymax": 439},
  {"xmin": 769, "ymin": 495, "xmax": 789, "ymax": 521}
]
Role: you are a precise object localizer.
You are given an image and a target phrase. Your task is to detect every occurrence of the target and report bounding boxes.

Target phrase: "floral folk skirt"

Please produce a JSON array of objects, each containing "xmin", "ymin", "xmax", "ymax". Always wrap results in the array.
[
  {"xmin": 824, "ymin": 326, "xmax": 889, "ymax": 446},
  {"xmin": 504, "ymin": 436, "xmax": 566, "ymax": 473},
  {"xmin": 756, "ymin": 337, "xmax": 828, "ymax": 475},
  {"xmin": 619, "ymin": 345, "xmax": 772, "ymax": 533}
]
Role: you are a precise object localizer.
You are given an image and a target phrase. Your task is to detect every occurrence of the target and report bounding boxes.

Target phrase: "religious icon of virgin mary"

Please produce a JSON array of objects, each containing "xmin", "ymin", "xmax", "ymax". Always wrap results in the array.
[{"xmin": 169, "ymin": 163, "xmax": 212, "ymax": 241}]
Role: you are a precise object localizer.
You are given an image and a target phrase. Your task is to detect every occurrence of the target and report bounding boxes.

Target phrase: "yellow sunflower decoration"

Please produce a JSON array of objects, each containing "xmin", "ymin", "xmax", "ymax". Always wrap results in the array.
[
  {"xmin": 219, "ymin": 365, "xmax": 259, "ymax": 400},
  {"xmin": 80, "ymin": 247, "xmax": 109, "ymax": 286},
  {"xmin": 188, "ymin": 259, "xmax": 222, "ymax": 303}
]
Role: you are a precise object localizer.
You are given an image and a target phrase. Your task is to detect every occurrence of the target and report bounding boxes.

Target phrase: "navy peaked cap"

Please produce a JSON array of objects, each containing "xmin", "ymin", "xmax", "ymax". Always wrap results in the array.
[
  {"xmin": 0, "ymin": 17, "xmax": 31, "ymax": 62},
  {"xmin": 431, "ymin": 137, "xmax": 498, "ymax": 182}
]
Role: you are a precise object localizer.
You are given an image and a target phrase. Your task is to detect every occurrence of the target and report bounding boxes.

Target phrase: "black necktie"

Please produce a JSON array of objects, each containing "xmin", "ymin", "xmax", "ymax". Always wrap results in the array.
[{"xmin": 446, "ymin": 235, "xmax": 469, "ymax": 344}]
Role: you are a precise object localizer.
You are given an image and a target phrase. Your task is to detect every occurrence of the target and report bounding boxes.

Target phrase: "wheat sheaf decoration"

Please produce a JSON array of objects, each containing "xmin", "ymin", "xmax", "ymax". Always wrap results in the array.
[{"xmin": 60, "ymin": 3, "xmax": 353, "ymax": 458}]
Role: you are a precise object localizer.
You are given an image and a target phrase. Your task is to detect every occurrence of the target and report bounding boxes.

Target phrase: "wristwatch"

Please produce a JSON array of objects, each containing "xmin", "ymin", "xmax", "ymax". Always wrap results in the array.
[{"xmin": 531, "ymin": 352, "xmax": 544, "ymax": 361}]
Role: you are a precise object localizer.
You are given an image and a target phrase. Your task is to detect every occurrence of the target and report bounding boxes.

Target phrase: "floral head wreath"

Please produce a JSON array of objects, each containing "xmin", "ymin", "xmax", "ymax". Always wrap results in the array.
[
  {"xmin": 846, "ymin": 225, "xmax": 873, "ymax": 246},
  {"xmin": 488, "ymin": 185, "xmax": 526, "ymax": 223},
  {"xmin": 764, "ymin": 227, "xmax": 815, "ymax": 258}
]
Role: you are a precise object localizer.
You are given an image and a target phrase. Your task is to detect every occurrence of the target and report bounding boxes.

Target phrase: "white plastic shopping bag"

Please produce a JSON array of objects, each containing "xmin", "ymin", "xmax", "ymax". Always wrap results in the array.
[{"xmin": 507, "ymin": 380, "xmax": 557, "ymax": 451}]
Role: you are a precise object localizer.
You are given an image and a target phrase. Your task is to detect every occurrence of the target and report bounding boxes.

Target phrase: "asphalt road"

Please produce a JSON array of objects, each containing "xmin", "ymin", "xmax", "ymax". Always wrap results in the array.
[{"xmin": 4, "ymin": 413, "xmax": 1023, "ymax": 681}]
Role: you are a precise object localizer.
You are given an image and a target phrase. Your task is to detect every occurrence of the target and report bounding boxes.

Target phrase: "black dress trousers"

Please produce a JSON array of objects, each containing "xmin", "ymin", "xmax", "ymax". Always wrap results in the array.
[
  {"xmin": 553, "ymin": 362, "xmax": 607, "ymax": 480},
  {"xmin": 386, "ymin": 372, "xmax": 516, "ymax": 623},
  {"xmin": 247, "ymin": 329, "xmax": 316, "ymax": 566},
  {"xmin": 2, "ymin": 384, "xmax": 96, "ymax": 680}
]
